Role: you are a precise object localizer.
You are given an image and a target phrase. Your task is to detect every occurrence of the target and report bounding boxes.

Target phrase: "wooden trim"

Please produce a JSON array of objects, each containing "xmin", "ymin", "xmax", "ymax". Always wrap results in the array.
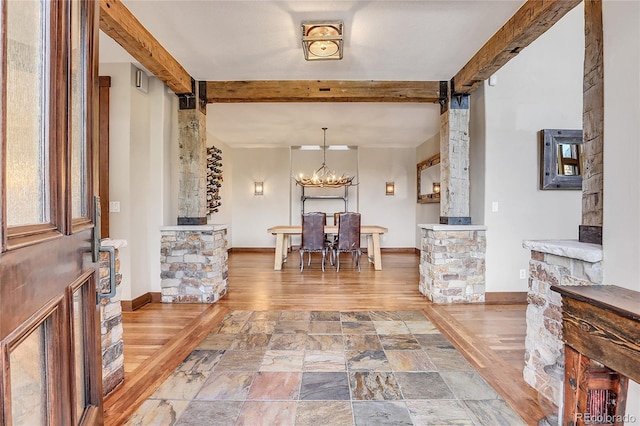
[
  {"xmin": 205, "ymin": 80, "xmax": 441, "ymax": 103},
  {"xmin": 103, "ymin": 305, "xmax": 230, "ymax": 424},
  {"xmin": 121, "ymin": 293, "xmax": 151, "ymax": 312},
  {"xmin": 98, "ymin": 76, "xmax": 111, "ymax": 238},
  {"xmin": 453, "ymin": 0, "xmax": 581, "ymax": 93},
  {"xmin": 228, "ymin": 247, "xmax": 275, "ymax": 253},
  {"xmin": 98, "ymin": 0, "xmax": 192, "ymax": 94},
  {"xmin": 485, "ymin": 292, "xmax": 527, "ymax": 304}
]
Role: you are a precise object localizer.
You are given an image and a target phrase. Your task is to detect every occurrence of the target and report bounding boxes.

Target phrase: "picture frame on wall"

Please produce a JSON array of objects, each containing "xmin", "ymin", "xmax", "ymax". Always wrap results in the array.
[{"xmin": 539, "ymin": 129, "xmax": 583, "ymax": 190}]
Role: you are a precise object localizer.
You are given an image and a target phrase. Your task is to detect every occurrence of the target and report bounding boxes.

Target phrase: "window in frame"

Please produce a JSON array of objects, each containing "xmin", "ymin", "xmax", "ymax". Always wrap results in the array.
[
  {"xmin": 5, "ymin": 0, "xmax": 51, "ymax": 228},
  {"xmin": 70, "ymin": 0, "xmax": 89, "ymax": 221}
]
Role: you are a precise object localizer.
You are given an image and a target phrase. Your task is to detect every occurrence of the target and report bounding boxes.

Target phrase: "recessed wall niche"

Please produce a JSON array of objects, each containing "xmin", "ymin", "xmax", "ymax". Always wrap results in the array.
[{"xmin": 207, "ymin": 146, "xmax": 222, "ymax": 213}]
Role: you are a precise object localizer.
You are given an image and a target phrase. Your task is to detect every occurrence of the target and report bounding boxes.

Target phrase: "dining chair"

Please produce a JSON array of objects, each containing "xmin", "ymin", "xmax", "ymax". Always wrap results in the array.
[
  {"xmin": 300, "ymin": 212, "xmax": 327, "ymax": 271},
  {"xmin": 334, "ymin": 212, "xmax": 362, "ymax": 272}
]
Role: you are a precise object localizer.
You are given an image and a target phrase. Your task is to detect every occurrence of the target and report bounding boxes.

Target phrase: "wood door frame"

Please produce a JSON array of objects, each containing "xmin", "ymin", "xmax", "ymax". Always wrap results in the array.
[{"xmin": 99, "ymin": 76, "xmax": 111, "ymax": 239}]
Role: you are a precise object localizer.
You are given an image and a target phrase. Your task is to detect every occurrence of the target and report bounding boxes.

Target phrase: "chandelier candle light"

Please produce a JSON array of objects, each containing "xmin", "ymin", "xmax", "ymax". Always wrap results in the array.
[{"xmin": 294, "ymin": 128, "xmax": 356, "ymax": 188}]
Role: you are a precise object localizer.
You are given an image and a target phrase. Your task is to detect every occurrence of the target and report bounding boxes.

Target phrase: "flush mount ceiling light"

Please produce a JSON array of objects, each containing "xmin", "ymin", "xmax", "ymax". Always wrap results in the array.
[{"xmin": 301, "ymin": 21, "xmax": 343, "ymax": 61}]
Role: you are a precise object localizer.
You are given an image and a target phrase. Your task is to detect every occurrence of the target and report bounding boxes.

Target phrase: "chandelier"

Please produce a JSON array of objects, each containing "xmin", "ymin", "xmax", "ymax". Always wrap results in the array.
[{"xmin": 294, "ymin": 128, "xmax": 356, "ymax": 188}]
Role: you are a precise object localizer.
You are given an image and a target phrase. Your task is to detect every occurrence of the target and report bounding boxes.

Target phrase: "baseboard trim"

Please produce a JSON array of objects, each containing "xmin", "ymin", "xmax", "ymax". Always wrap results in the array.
[
  {"xmin": 485, "ymin": 292, "xmax": 527, "ymax": 304},
  {"xmin": 228, "ymin": 247, "xmax": 274, "ymax": 253},
  {"xmin": 121, "ymin": 292, "xmax": 162, "ymax": 312}
]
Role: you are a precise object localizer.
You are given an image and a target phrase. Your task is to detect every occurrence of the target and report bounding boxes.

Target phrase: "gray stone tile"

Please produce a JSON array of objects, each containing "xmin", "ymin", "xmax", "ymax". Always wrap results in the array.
[
  {"xmin": 464, "ymin": 399, "xmax": 527, "ymax": 426},
  {"xmin": 379, "ymin": 334, "xmax": 421, "ymax": 350},
  {"xmin": 385, "ymin": 350, "xmax": 437, "ymax": 372},
  {"xmin": 215, "ymin": 350, "xmax": 265, "ymax": 371},
  {"xmin": 373, "ymin": 320, "xmax": 411, "ymax": 335},
  {"xmin": 369, "ymin": 311, "xmax": 402, "ymax": 321},
  {"xmin": 249, "ymin": 311, "xmax": 281, "ymax": 321},
  {"xmin": 424, "ymin": 347, "xmax": 475, "ymax": 371},
  {"xmin": 228, "ymin": 333, "xmax": 271, "ymax": 350},
  {"xmin": 394, "ymin": 372, "xmax": 455, "ymax": 399},
  {"xmin": 195, "ymin": 371, "xmax": 254, "ymax": 401},
  {"xmin": 350, "ymin": 371, "xmax": 402, "ymax": 400},
  {"xmin": 344, "ymin": 334, "xmax": 383, "ymax": 350},
  {"xmin": 235, "ymin": 401, "xmax": 297, "ymax": 425},
  {"xmin": 440, "ymin": 371, "xmax": 499, "ymax": 400},
  {"xmin": 176, "ymin": 350, "xmax": 224, "ymax": 373},
  {"xmin": 310, "ymin": 311, "xmax": 341, "ymax": 321},
  {"xmin": 341, "ymin": 311, "xmax": 372, "ymax": 322},
  {"xmin": 414, "ymin": 333, "xmax": 449, "ymax": 348},
  {"xmin": 267, "ymin": 333, "xmax": 307, "ymax": 350},
  {"xmin": 396, "ymin": 310, "xmax": 428, "ymax": 321},
  {"xmin": 151, "ymin": 371, "xmax": 209, "ymax": 400},
  {"xmin": 352, "ymin": 401, "xmax": 413, "ymax": 426},
  {"xmin": 295, "ymin": 401, "xmax": 353, "ymax": 426},
  {"xmin": 273, "ymin": 320, "xmax": 310, "ymax": 334},
  {"xmin": 175, "ymin": 400, "xmax": 242, "ymax": 426},
  {"xmin": 124, "ymin": 399, "xmax": 190, "ymax": 426},
  {"xmin": 405, "ymin": 399, "xmax": 475, "ymax": 425},
  {"xmin": 342, "ymin": 321, "xmax": 377, "ymax": 334},
  {"xmin": 279, "ymin": 311, "xmax": 311, "ymax": 321},
  {"xmin": 299, "ymin": 372, "xmax": 351, "ymax": 400},
  {"xmin": 308, "ymin": 320, "xmax": 342, "ymax": 334},
  {"xmin": 306, "ymin": 334, "xmax": 344, "ymax": 350},
  {"xmin": 239, "ymin": 320, "xmax": 276, "ymax": 334},
  {"xmin": 346, "ymin": 350, "xmax": 391, "ymax": 371}
]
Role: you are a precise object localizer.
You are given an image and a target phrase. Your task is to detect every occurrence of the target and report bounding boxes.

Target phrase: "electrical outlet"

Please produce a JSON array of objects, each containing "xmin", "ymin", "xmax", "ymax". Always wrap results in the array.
[
  {"xmin": 519, "ymin": 269, "xmax": 527, "ymax": 279},
  {"xmin": 109, "ymin": 201, "xmax": 121, "ymax": 213},
  {"xmin": 492, "ymin": 202, "xmax": 499, "ymax": 212}
]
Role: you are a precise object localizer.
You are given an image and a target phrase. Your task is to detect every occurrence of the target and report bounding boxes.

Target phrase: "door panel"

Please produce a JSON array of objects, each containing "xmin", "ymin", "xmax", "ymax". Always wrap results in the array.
[{"xmin": 0, "ymin": 0, "xmax": 102, "ymax": 424}]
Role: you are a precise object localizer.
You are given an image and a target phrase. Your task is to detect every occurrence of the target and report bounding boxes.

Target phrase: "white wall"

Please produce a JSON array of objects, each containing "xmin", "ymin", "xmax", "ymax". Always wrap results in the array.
[
  {"xmin": 359, "ymin": 147, "xmax": 417, "ymax": 248},
  {"xmin": 602, "ymin": 0, "xmax": 640, "ymax": 417},
  {"xmin": 477, "ymin": 4, "xmax": 584, "ymax": 292},
  {"xmin": 99, "ymin": 63, "xmax": 175, "ymax": 298},
  {"xmin": 230, "ymin": 148, "xmax": 291, "ymax": 247},
  {"xmin": 415, "ymin": 134, "xmax": 441, "ymax": 247}
]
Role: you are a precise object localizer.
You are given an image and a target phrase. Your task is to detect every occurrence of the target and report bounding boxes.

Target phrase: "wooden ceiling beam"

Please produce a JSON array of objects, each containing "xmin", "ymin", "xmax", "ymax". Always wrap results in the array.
[
  {"xmin": 205, "ymin": 80, "xmax": 441, "ymax": 103},
  {"xmin": 99, "ymin": 0, "xmax": 193, "ymax": 94},
  {"xmin": 452, "ymin": 0, "xmax": 582, "ymax": 94}
]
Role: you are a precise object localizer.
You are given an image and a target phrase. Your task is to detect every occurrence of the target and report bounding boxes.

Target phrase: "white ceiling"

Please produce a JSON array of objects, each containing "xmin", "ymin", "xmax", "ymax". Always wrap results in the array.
[{"xmin": 99, "ymin": 1, "xmax": 526, "ymax": 148}]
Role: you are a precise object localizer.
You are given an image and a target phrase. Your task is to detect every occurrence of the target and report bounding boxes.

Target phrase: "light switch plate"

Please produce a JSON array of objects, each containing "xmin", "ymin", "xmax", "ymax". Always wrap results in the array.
[
  {"xmin": 492, "ymin": 202, "xmax": 499, "ymax": 212},
  {"xmin": 109, "ymin": 201, "xmax": 121, "ymax": 213}
]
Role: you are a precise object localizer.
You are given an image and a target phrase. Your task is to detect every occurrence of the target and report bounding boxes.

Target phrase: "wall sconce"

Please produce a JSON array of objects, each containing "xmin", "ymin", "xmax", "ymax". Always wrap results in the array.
[
  {"xmin": 385, "ymin": 182, "xmax": 395, "ymax": 196},
  {"xmin": 301, "ymin": 21, "xmax": 343, "ymax": 61},
  {"xmin": 254, "ymin": 181, "xmax": 264, "ymax": 196},
  {"xmin": 433, "ymin": 182, "xmax": 441, "ymax": 195}
]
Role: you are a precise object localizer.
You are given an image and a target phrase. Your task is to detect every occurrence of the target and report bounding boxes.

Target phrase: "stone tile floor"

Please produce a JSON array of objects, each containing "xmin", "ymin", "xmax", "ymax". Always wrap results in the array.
[{"xmin": 124, "ymin": 310, "xmax": 526, "ymax": 425}]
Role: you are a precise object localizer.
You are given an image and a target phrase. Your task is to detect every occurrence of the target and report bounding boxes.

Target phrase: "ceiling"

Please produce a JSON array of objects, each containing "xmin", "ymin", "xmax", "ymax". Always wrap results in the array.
[{"xmin": 98, "ymin": 1, "xmax": 526, "ymax": 148}]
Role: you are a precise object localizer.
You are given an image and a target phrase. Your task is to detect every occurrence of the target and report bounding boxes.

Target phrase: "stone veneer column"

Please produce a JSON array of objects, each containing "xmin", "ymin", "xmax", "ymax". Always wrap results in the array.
[
  {"xmin": 99, "ymin": 239, "xmax": 126, "ymax": 396},
  {"xmin": 440, "ymin": 87, "xmax": 471, "ymax": 225},
  {"xmin": 522, "ymin": 240, "xmax": 603, "ymax": 412},
  {"xmin": 418, "ymin": 224, "xmax": 487, "ymax": 303},
  {"xmin": 580, "ymin": 0, "xmax": 604, "ymax": 244},
  {"xmin": 177, "ymin": 82, "xmax": 208, "ymax": 225},
  {"xmin": 160, "ymin": 225, "xmax": 228, "ymax": 303}
]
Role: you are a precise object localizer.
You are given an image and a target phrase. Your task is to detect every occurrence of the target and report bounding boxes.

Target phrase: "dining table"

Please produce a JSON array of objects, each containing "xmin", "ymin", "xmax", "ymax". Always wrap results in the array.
[{"xmin": 267, "ymin": 225, "xmax": 388, "ymax": 271}]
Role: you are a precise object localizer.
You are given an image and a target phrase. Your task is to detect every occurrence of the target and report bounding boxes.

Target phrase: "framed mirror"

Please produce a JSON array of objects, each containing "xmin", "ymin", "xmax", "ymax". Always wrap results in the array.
[
  {"xmin": 417, "ymin": 152, "xmax": 440, "ymax": 203},
  {"xmin": 540, "ymin": 129, "xmax": 583, "ymax": 190}
]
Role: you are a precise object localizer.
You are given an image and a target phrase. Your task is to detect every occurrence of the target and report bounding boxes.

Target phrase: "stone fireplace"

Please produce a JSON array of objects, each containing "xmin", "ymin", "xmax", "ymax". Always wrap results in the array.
[{"xmin": 522, "ymin": 239, "xmax": 603, "ymax": 411}]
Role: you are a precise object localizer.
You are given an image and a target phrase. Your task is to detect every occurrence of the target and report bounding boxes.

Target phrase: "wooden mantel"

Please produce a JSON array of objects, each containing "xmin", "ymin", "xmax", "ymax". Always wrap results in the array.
[{"xmin": 551, "ymin": 285, "xmax": 640, "ymax": 425}]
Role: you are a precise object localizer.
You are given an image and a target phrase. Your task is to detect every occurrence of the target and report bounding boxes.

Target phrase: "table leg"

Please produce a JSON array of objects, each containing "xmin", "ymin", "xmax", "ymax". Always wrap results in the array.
[
  {"xmin": 274, "ymin": 233, "xmax": 285, "ymax": 270},
  {"xmin": 372, "ymin": 233, "xmax": 382, "ymax": 270}
]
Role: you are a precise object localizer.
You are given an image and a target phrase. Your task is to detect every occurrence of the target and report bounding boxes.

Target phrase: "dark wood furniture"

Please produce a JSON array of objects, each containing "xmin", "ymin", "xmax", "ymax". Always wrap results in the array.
[
  {"xmin": 300, "ymin": 212, "xmax": 328, "ymax": 272},
  {"xmin": 551, "ymin": 285, "xmax": 639, "ymax": 426}
]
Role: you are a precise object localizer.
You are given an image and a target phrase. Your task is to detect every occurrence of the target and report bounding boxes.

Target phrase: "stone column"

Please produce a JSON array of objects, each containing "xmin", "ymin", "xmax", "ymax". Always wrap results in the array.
[
  {"xmin": 439, "ymin": 82, "xmax": 471, "ymax": 225},
  {"xmin": 177, "ymin": 81, "xmax": 208, "ymax": 225},
  {"xmin": 580, "ymin": 0, "xmax": 604, "ymax": 244}
]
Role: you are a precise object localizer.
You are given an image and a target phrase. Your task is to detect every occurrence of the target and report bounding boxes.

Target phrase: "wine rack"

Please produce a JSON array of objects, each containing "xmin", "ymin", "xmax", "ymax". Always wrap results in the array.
[{"xmin": 207, "ymin": 146, "xmax": 222, "ymax": 214}]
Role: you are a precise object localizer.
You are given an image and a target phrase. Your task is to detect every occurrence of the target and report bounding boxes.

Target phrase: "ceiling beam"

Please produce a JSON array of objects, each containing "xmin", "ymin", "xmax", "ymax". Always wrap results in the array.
[
  {"xmin": 453, "ymin": 0, "xmax": 582, "ymax": 94},
  {"xmin": 99, "ymin": 0, "xmax": 193, "ymax": 94},
  {"xmin": 205, "ymin": 80, "xmax": 441, "ymax": 103}
]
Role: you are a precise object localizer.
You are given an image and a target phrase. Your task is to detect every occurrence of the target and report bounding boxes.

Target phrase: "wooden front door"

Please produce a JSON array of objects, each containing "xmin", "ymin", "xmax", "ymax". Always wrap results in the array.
[{"xmin": 0, "ymin": 0, "xmax": 102, "ymax": 424}]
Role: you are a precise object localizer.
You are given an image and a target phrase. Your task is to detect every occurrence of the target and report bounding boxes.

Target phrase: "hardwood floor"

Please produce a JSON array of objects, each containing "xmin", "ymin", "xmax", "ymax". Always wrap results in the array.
[{"xmin": 104, "ymin": 251, "xmax": 544, "ymax": 425}]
